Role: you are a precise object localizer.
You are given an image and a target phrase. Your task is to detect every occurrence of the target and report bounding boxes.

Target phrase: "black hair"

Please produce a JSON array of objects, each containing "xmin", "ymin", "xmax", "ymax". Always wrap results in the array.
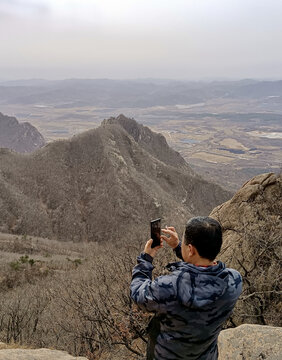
[{"xmin": 184, "ymin": 216, "xmax": 222, "ymax": 261}]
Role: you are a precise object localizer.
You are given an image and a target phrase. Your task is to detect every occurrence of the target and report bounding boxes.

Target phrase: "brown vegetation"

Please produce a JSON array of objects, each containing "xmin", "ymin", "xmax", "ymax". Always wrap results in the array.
[
  {"xmin": 0, "ymin": 232, "xmax": 176, "ymax": 359},
  {"xmin": 0, "ymin": 168, "xmax": 280, "ymax": 359}
]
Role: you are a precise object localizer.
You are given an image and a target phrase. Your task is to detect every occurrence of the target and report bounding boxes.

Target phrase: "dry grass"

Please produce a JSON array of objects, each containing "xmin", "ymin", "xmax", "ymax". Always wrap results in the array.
[
  {"xmin": 0, "ymin": 342, "xmax": 34, "ymax": 350},
  {"xmin": 0, "ymin": 232, "xmax": 170, "ymax": 359},
  {"xmin": 0, "ymin": 233, "xmax": 98, "ymax": 257},
  {"xmin": 190, "ymin": 151, "xmax": 235, "ymax": 163},
  {"xmin": 0, "ymin": 232, "xmax": 101, "ymax": 295}
]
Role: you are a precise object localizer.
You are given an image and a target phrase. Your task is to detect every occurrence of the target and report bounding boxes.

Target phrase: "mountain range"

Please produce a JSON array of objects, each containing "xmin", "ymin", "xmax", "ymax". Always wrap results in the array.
[
  {"xmin": 1, "ymin": 79, "xmax": 282, "ymax": 107},
  {"xmin": 0, "ymin": 115, "xmax": 231, "ymax": 242}
]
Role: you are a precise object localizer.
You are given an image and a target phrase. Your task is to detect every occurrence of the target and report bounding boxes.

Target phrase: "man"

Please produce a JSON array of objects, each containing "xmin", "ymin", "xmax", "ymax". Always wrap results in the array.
[{"xmin": 130, "ymin": 217, "xmax": 242, "ymax": 360}]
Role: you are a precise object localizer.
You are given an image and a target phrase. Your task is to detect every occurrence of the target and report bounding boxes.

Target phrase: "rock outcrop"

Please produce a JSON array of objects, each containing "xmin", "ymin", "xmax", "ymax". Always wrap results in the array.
[
  {"xmin": 218, "ymin": 324, "xmax": 282, "ymax": 360},
  {"xmin": 0, "ymin": 345, "xmax": 87, "ymax": 360},
  {"xmin": 211, "ymin": 172, "xmax": 282, "ymax": 326},
  {"xmin": 0, "ymin": 112, "xmax": 45, "ymax": 153}
]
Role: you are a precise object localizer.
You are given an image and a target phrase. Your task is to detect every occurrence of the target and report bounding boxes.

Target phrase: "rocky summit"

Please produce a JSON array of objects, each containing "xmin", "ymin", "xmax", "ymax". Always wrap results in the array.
[
  {"xmin": 0, "ymin": 114, "xmax": 231, "ymax": 242},
  {"xmin": 0, "ymin": 112, "xmax": 46, "ymax": 153},
  {"xmin": 211, "ymin": 172, "xmax": 282, "ymax": 327}
]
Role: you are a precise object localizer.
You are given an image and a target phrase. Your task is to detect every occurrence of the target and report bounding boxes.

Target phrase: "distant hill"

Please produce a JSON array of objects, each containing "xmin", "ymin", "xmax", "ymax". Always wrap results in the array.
[
  {"xmin": 228, "ymin": 80, "xmax": 282, "ymax": 98},
  {"xmin": 0, "ymin": 112, "xmax": 45, "ymax": 153},
  {"xmin": 0, "ymin": 79, "xmax": 281, "ymax": 107},
  {"xmin": 0, "ymin": 115, "xmax": 231, "ymax": 242}
]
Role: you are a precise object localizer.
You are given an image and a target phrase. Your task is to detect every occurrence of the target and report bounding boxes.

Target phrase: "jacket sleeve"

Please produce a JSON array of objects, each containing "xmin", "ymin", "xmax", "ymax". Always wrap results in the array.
[
  {"xmin": 173, "ymin": 241, "xmax": 183, "ymax": 260},
  {"xmin": 130, "ymin": 253, "xmax": 176, "ymax": 314}
]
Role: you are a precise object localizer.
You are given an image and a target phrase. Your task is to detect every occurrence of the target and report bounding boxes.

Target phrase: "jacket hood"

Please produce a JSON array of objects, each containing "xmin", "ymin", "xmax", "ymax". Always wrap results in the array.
[{"xmin": 166, "ymin": 261, "xmax": 231, "ymax": 308}]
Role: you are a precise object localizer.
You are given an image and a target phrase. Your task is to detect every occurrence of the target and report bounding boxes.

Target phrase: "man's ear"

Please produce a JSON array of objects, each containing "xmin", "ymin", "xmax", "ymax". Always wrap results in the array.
[{"xmin": 188, "ymin": 244, "xmax": 195, "ymax": 256}]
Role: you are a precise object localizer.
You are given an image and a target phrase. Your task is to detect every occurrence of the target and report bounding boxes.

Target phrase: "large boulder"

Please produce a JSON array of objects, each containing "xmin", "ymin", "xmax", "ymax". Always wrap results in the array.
[
  {"xmin": 0, "ymin": 345, "xmax": 87, "ymax": 360},
  {"xmin": 218, "ymin": 324, "xmax": 282, "ymax": 360},
  {"xmin": 211, "ymin": 173, "xmax": 282, "ymax": 326}
]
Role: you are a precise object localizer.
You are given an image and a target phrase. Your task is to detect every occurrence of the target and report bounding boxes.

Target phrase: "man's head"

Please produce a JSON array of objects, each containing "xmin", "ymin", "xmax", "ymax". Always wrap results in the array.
[{"xmin": 182, "ymin": 217, "xmax": 222, "ymax": 262}]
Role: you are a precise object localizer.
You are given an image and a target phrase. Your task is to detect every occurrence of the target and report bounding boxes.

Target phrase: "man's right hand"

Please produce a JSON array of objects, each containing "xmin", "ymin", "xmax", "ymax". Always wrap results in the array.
[{"xmin": 161, "ymin": 226, "xmax": 180, "ymax": 249}]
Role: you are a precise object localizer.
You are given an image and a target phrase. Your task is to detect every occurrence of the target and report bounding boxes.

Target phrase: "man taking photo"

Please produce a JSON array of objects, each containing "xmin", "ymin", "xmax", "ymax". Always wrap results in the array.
[{"xmin": 130, "ymin": 216, "xmax": 242, "ymax": 360}]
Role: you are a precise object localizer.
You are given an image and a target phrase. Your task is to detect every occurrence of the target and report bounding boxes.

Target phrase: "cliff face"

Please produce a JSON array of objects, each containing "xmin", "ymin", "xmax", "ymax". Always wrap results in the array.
[
  {"xmin": 0, "ymin": 115, "xmax": 231, "ymax": 242},
  {"xmin": 0, "ymin": 112, "xmax": 45, "ymax": 153},
  {"xmin": 211, "ymin": 172, "xmax": 282, "ymax": 326}
]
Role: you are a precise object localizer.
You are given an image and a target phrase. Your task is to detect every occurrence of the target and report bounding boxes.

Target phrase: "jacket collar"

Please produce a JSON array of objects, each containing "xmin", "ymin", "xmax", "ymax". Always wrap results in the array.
[{"xmin": 166, "ymin": 260, "xmax": 226, "ymax": 275}]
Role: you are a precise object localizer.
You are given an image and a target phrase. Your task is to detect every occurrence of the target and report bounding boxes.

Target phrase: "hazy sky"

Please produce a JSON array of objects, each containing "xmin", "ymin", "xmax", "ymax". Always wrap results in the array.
[{"xmin": 1, "ymin": 0, "xmax": 282, "ymax": 80}]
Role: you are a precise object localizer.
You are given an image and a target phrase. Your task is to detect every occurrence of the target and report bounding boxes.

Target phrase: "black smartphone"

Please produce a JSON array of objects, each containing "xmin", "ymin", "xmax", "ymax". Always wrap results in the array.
[{"xmin": 151, "ymin": 218, "xmax": 161, "ymax": 248}]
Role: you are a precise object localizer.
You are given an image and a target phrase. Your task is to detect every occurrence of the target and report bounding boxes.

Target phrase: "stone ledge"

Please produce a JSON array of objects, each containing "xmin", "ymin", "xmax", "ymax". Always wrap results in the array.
[
  {"xmin": 0, "ymin": 347, "xmax": 88, "ymax": 360},
  {"xmin": 218, "ymin": 324, "xmax": 282, "ymax": 360}
]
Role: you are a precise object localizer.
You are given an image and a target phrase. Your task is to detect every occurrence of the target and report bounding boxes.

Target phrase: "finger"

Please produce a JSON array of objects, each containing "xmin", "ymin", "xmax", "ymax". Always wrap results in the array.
[
  {"xmin": 161, "ymin": 228, "xmax": 174, "ymax": 236},
  {"xmin": 160, "ymin": 235, "xmax": 170, "ymax": 242},
  {"xmin": 147, "ymin": 239, "xmax": 153, "ymax": 246},
  {"xmin": 167, "ymin": 226, "xmax": 176, "ymax": 231}
]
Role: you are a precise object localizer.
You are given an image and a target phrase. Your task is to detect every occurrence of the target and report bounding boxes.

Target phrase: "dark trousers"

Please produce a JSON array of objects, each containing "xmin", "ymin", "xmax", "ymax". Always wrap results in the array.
[{"xmin": 146, "ymin": 317, "xmax": 160, "ymax": 360}]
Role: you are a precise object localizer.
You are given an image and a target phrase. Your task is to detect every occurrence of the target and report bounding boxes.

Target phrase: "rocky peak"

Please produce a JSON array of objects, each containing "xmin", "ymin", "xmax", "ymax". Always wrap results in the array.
[
  {"xmin": 102, "ymin": 114, "xmax": 188, "ymax": 169},
  {"xmin": 103, "ymin": 114, "xmax": 155, "ymax": 144},
  {"xmin": 0, "ymin": 112, "xmax": 46, "ymax": 153}
]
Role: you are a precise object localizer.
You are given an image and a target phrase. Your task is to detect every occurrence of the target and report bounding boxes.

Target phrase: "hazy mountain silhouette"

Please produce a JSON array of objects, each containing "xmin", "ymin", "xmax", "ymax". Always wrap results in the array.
[
  {"xmin": 0, "ymin": 115, "xmax": 231, "ymax": 242},
  {"xmin": 0, "ymin": 79, "xmax": 281, "ymax": 107},
  {"xmin": 0, "ymin": 112, "xmax": 45, "ymax": 153}
]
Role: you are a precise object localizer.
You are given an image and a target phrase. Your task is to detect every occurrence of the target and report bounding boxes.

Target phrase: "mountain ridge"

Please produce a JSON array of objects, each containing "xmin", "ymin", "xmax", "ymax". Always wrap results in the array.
[
  {"xmin": 102, "ymin": 114, "xmax": 189, "ymax": 170},
  {"xmin": 0, "ymin": 115, "xmax": 231, "ymax": 242}
]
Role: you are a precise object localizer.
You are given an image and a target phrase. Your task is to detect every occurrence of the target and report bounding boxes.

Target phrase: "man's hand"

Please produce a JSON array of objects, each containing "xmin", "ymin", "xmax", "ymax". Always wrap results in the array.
[
  {"xmin": 161, "ymin": 226, "xmax": 179, "ymax": 249},
  {"xmin": 144, "ymin": 239, "xmax": 163, "ymax": 258}
]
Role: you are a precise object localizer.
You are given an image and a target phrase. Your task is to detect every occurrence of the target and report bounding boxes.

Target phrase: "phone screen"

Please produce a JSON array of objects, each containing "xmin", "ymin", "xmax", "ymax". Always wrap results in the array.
[{"xmin": 151, "ymin": 218, "xmax": 161, "ymax": 248}]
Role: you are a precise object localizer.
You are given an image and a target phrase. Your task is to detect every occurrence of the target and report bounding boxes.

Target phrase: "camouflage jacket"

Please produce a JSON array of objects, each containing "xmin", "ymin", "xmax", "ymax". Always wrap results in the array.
[{"xmin": 130, "ymin": 244, "xmax": 242, "ymax": 360}]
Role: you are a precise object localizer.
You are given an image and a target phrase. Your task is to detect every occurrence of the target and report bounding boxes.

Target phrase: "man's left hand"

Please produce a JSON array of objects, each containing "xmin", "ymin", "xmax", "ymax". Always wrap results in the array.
[{"xmin": 144, "ymin": 239, "xmax": 163, "ymax": 258}]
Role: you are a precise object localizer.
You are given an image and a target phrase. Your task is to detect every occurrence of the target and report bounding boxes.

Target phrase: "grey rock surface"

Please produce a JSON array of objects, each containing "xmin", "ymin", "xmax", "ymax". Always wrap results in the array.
[
  {"xmin": 218, "ymin": 324, "xmax": 282, "ymax": 360},
  {"xmin": 0, "ymin": 348, "xmax": 88, "ymax": 360},
  {"xmin": 210, "ymin": 172, "xmax": 282, "ymax": 326}
]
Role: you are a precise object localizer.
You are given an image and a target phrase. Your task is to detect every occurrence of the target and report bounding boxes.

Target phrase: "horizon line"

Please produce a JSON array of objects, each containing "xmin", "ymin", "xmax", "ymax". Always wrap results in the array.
[{"xmin": 1, "ymin": 77, "xmax": 282, "ymax": 84}]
